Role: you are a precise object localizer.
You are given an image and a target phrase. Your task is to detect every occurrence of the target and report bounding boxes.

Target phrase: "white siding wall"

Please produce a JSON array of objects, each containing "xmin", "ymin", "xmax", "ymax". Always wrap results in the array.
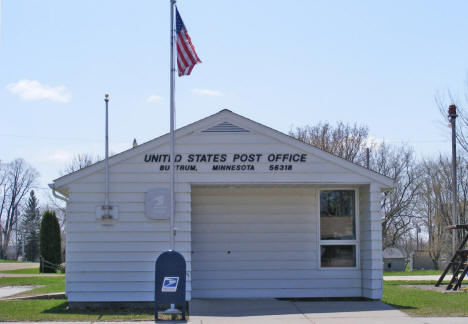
[
  {"xmin": 63, "ymin": 126, "xmax": 385, "ymax": 302},
  {"xmin": 359, "ymin": 184, "xmax": 383, "ymax": 299},
  {"xmin": 66, "ymin": 182, "xmax": 191, "ymax": 302},
  {"xmin": 191, "ymin": 186, "xmax": 362, "ymax": 298}
]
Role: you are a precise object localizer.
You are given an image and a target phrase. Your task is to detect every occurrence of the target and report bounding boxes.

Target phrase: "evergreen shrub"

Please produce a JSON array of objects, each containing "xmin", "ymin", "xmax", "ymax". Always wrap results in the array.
[{"xmin": 39, "ymin": 210, "xmax": 62, "ymax": 273}]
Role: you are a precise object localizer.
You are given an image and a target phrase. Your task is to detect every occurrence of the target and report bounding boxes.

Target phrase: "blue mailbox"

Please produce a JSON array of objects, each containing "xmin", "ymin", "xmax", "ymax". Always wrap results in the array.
[{"xmin": 155, "ymin": 250, "xmax": 187, "ymax": 320}]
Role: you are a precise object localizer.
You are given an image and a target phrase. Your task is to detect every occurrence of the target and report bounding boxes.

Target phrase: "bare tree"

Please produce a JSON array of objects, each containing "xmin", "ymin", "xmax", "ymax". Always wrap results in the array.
[
  {"xmin": 50, "ymin": 153, "xmax": 99, "ymax": 260},
  {"xmin": 418, "ymin": 155, "xmax": 468, "ymax": 268},
  {"xmin": 436, "ymin": 89, "xmax": 468, "ymax": 155},
  {"xmin": 290, "ymin": 121, "xmax": 421, "ymax": 249},
  {"xmin": 418, "ymin": 158, "xmax": 450, "ymax": 269},
  {"xmin": 61, "ymin": 153, "xmax": 99, "ymax": 175},
  {"xmin": 371, "ymin": 143, "xmax": 422, "ymax": 248},
  {"xmin": 51, "ymin": 153, "xmax": 100, "ymax": 259},
  {"xmin": 289, "ymin": 122, "xmax": 370, "ymax": 165},
  {"xmin": 45, "ymin": 194, "xmax": 66, "ymax": 229},
  {"xmin": 0, "ymin": 159, "xmax": 39, "ymax": 258}
]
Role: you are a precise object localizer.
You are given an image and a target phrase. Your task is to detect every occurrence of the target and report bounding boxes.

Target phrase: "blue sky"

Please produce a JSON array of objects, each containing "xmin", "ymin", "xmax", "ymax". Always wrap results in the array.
[{"xmin": 2, "ymin": 0, "xmax": 468, "ymax": 202}]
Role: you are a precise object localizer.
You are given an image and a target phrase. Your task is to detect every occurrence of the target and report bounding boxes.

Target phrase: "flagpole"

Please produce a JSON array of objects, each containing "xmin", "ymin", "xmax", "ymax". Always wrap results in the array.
[
  {"xmin": 104, "ymin": 94, "xmax": 110, "ymax": 216},
  {"xmin": 169, "ymin": 0, "xmax": 176, "ymax": 251}
]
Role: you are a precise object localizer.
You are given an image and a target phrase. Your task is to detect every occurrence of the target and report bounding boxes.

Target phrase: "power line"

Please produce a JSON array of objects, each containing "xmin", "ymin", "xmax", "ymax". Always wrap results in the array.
[
  {"xmin": 383, "ymin": 140, "xmax": 448, "ymax": 144},
  {"xmin": 0, "ymin": 133, "xmax": 449, "ymax": 145},
  {"xmin": 0, "ymin": 133, "xmax": 130, "ymax": 143}
]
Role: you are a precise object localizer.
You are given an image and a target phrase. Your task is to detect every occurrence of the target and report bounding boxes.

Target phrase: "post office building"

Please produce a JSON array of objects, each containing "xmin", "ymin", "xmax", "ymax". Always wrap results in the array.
[{"xmin": 51, "ymin": 109, "xmax": 393, "ymax": 303}]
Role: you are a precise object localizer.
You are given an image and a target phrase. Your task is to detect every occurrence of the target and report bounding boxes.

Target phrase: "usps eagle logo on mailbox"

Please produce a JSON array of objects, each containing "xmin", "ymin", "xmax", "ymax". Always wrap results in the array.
[{"xmin": 162, "ymin": 276, "xmax": 179, "ymax": 292}]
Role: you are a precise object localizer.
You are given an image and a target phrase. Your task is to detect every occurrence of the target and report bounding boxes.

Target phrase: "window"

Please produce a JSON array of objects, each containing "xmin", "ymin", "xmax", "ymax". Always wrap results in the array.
[
  {"xmin": 319, "ymin": 190, "xmax": 357, "ymax": 268},
  {"xmin": 321, "ymin": 245, "xmax": 356, "ymax": 267},
  {"xmin": 320, "ymin": 190, "xmax": 355, "ymax": 240}
]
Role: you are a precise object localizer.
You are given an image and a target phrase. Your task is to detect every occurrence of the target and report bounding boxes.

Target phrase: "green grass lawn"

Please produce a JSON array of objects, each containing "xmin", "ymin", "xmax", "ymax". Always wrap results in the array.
[
  {"xmin": 2, "ymin": 277, "xmax": 468, "ymax": 320},
  {"xmin": 0, "ymin": 267, "xmax": 40, "ymax": 274},
  {"xmin": 0, "ymin": 300, "xmax": 154, "ymax": 321},
  {"xmin": 0, "ymin": 267, "xmax": 62, "ymax": 274},
  {"xmin": 0, "ymin": 276, "xmax": 155, "ymax": 321},
  {"xmin": 382, "ymin": 280, "xmax": 468, "ymax": 316},
  {"xmin": 384, "ymin": 269, "xmax": 444, "ymax": 276}
]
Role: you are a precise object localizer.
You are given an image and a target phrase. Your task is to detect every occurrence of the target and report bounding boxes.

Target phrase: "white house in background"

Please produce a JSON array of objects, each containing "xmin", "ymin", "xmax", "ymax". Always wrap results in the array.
[
  {"xmin": 50, "ymin": 109, "xmax": 394, "ymax": 304},
  {"xmin": 383, "ymin": 247, "xmax": 407, "ymax": 272}
]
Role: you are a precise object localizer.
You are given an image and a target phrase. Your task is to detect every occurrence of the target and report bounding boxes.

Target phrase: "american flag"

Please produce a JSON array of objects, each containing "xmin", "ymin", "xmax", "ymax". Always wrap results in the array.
[{"xmin": 176, "ymin": 8, "xmax": 201, "ymax": 76}]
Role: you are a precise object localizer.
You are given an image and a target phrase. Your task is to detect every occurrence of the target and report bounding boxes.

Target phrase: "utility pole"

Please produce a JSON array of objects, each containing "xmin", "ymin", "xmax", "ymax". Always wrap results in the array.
[
  {"xmin": 449, "ymin": 104, "xmax": 458, "ymax": 256},
  {"xmin": 366, "ymin": 148, "xmax": 370, "ymax": 169},
  {"xmin": 416, "ymin": 225, "xmax": 420, "ymax": 251},
  {"xmin": 15, "ymin": 208, "xmax": 18, "ymax": 260}
]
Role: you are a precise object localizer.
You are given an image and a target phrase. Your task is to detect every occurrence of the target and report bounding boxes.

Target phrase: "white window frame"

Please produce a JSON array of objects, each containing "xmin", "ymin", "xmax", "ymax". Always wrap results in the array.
[{"xmin": 317, "ymin": 188, "xmax": 360, "ymax": 270}]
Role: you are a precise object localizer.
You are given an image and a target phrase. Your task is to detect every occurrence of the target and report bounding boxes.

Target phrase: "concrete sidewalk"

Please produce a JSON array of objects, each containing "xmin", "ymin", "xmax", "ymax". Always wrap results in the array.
[
  {"xmin": 1, "ymin": 298, "xmax": 467, "ymax": 323},
  {"xmin": 187, "ymin": 299, "xmax": 409, "ymax": 323},
  {"xmin": 3, "ymin": 317, "xmax": 468, "ymax": 323},
  {"xmin": 0, "ymin": 261, "xmax": 63, "ymax": 277},
  {"xmin": 5, "ymin": 321, "xmax": 468, "ymax": 324},
  {"xmin": 0, "ymin": 286, "xmax": 37, "ymax": 299},
  {"xmin": 0, "ymin": 262, "xmax": 38, "ymax": 271}
]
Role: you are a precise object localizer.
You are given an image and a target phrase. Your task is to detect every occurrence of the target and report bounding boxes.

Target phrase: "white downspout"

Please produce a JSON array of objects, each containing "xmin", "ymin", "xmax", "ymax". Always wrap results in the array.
[{"xmin": 48, "ymin": 183, "xmax": 69, "ymax": 203}]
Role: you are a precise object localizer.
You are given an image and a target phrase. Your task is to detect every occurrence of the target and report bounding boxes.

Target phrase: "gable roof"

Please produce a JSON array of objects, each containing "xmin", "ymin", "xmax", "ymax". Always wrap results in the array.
[
  {"xmin": 51, "ymin": 109, "xmax": 394, "ymax": 193},
  {"xmin": 383, "ymin": 247, "xmax": 406, "ymax": 259}
]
